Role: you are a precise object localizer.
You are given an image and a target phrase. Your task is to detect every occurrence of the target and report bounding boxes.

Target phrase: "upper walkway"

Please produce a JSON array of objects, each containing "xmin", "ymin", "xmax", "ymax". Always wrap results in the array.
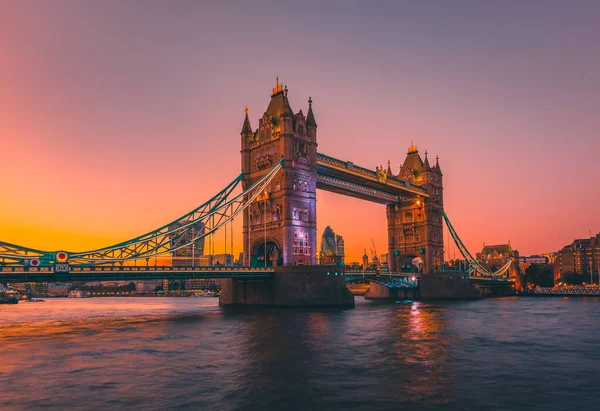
[{"xmin": 316, "ymin": 153, "xmax": 428, "ymax": 204}]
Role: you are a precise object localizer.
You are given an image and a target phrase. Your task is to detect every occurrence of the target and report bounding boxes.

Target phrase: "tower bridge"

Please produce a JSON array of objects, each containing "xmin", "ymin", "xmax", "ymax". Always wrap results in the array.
[{"xmin": 0, "ymin": 79, "xmax": 516, "ymax": 305}]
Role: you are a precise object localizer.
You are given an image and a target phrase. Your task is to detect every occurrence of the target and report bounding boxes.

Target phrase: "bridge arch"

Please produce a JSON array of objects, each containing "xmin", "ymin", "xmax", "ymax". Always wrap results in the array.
[
  {"xmin": 398, "ymin": 255, "xmax": 423, "ymax": 273},
  {"xmin": 251, "ymin": 238, "xmax": 281, "ymax": 268}
]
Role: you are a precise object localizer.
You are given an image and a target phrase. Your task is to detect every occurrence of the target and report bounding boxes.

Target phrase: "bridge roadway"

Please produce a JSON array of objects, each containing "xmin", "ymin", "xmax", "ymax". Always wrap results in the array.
[
  {"xmin": 0, "ymin": 266, "xmax": 508, "ymax": 294},
  {"xmin": 0, "ymin": 266, "xmax": 422, "ymax": 284}
]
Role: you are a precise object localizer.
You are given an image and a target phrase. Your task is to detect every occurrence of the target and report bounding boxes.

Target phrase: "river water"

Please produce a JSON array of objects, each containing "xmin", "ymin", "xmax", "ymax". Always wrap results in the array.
[{"xmin": 1, "ymin": 296, "xmax": 599, "ymax": 411}]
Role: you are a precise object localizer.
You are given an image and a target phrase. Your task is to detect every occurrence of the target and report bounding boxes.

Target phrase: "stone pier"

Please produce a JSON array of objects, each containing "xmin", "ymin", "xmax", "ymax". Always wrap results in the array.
[
  {"xmin": 419, "ymin": 273, "xmax": 482, "ymax": 299},
  {"xmin": 219, "ymin": 266, "xmax": 354, "ymax": 308},
  {"xmin": 364, "ymin": 282, "xmax": 419, "ymax": 300}
]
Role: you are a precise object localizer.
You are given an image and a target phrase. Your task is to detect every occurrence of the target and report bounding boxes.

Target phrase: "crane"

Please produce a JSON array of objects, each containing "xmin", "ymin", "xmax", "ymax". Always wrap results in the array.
[{"xmin": 371, "ymin": 238, "xmax": 377, "ymax": 260}]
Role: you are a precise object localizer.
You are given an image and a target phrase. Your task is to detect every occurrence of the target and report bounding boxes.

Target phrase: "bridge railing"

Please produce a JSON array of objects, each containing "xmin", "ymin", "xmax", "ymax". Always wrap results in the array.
[
  {"xmin": 0, "ymin": 266, "xmax": 274, "ymax": 273},
  {"xmin": 534, "ymin": 286, "xmax": 600, "ymax": 295}
]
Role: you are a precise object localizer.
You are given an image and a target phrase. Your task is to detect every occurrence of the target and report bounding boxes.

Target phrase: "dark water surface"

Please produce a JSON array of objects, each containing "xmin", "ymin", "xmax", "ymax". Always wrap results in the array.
[{"xmin": 1, "ymin": 296, "xmax": 599, "ymax": 410}]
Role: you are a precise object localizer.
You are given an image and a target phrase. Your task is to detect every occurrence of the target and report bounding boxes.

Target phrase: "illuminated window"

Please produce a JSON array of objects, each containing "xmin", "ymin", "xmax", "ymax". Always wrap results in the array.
[{"xmin": 293, "ymin": 230, "xmax": 310, "ymax": 255}]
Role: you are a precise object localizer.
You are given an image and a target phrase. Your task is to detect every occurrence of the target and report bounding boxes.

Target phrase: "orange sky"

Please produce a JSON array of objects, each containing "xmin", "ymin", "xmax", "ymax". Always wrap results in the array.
[{"xmin": 1, "ymin": 2, "xmax": 599, "ymax": 262}]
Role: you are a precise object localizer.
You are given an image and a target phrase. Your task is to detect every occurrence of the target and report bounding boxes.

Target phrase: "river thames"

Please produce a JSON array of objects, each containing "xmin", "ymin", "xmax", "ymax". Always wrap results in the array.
[{"xmin": 1, "ymin": 296, "xmax": 599, "ymax": 410}]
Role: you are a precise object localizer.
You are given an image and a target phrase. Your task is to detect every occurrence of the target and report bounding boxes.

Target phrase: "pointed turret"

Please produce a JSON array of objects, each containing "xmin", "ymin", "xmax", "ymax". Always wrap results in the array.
[
  {"xmin": 386, "ymin": 160, "xmax": 393, "ymax": 175},
  {"xmin": 423, "ymin": 150, "xmax": 431, "ymax": 171},
  {"xmin": 241, "ymin": 105, "xmax": 253, "ymax": 135},
  {"xmin": 399, "ymin": 140, "xmax": 424, "ymax": 182},
  {"xmin": 435, "ymin": 155, "xmax": 443, "ymax": 176},
  {"xmin": 306, "ymin": 96, "xmax": 317, "ymax": 128},
  {"xmin": 282, "ymin": 89, "xmax": 294, "ymax": 118}
]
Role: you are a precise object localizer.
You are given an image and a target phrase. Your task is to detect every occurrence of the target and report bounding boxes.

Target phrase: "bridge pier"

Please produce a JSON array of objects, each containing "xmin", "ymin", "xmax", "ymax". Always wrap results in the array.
[
  {"xmin": 219, "ymin": 266, "xmax": 354, "ymax": 308},
  {"xmin": 364, "ymin": 282, "xmax": 419, "ymax": 300},
  {"xmin": 419, "ymin": 273, "xmax": 481, "ymax": 300}
]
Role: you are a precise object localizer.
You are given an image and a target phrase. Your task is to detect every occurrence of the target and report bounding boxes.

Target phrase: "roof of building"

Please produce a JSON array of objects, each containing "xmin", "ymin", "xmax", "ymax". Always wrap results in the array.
[
  {"xmin": 400, "ymin": 141, "xmax": 424, "ymax": 179},
  {"xmin": 481, "ymin": 244, "xmax": 513, "ymax": 255}
]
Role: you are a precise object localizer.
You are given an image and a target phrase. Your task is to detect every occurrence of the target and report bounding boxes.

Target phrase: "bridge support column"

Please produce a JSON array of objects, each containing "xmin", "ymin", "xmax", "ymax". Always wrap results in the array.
[
  {"xmin": 219, "ymin": 266, "xmax": 354, "ymax": 308},
  {"xmin": 419, "ymin": 273, "xmax": 481, "ymax": 299}
]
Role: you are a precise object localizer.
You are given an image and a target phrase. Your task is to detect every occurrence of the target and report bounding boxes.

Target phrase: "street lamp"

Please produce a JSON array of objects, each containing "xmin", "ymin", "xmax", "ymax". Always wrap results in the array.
[{"xmin": 264, "ymin": 192, "xmax": 268, "ymax": 268}]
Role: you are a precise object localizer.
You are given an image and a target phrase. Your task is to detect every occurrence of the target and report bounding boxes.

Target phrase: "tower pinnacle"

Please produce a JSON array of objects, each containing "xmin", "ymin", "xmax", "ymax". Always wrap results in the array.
[
  {"xmin": 272, "ymin": 76, "xmax": 283, "ymax": 95},
  {"xmin": 241, "ymin": 105, "xmax": 252, "ymax": 135},
  {"xmin": 306, "ymin": 96, "xmax": 317, "ymax": 128},
  {"xmin": 423, "ymin": 150, "xmax": 431, "ymax": 170},
  {"xmin": 408, "ymin": 140, "xmax": 418, "ymax": 154}
]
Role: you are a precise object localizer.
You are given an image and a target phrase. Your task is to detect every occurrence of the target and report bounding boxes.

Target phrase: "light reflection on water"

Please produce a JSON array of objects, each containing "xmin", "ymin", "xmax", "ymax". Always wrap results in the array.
[{"xmin": 1, "ymin": 296, "xmax": 600, "ymax": 410}]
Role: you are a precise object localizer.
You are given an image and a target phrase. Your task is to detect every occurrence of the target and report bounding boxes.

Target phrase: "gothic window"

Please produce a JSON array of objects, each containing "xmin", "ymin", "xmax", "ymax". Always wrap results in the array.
[
  {"xmin": 298, "ymin": 125, "xmax": 304, "ymax": 134},
  {"xmin": 404, "ymin": 212, "xmax": 413, "ymax": 223},
  {"xmin": 293, "ymin": 230, "xmax": 310, "ymax": 255},
  {"xmin": 293, "ymin": 208, "xmax": 308, "ymax": 222}
]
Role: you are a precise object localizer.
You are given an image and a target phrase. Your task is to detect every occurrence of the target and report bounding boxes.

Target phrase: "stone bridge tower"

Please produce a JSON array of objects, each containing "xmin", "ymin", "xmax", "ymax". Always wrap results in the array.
[
  {"xmin": 386, "ymin": 142, "xmax": 444, "ymax": 274},
  {"xmin": 241, "ymin": 79, "xmax": 318, "ymax": 267}
]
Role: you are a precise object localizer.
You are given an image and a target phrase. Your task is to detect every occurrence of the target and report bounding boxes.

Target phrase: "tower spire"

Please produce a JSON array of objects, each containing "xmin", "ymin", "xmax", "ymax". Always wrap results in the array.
[
  {"xmin": 306, "ymin": 96, "xmax": 317, "ymax": 128},
  {"xmin": 272, "ymin": 76, "xmax": 283, "ymax": 95},
  {"xmin": 241, "ymin": 105, "xmax": 252, "ymax": 135},
  {"xmin": 408, "ymin": 140, "xmax": 418, "ymax": 154},
  {"xmin": 435, "ymin": 155, "xmax": 443, "ymax": 175},
  {"xmin": 423, "ymin": 150, "xmax": 431, "ymax": 170}
]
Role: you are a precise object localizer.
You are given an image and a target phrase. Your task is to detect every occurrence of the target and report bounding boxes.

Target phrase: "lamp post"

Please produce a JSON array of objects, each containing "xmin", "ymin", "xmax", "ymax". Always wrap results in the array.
[
  {"xmin": 192, "ymin": 226, "xmax": 195, "ymax": 268},
  {"xmin": 264, "ymin": 194, "xmax": 267, "ymax": 268}
]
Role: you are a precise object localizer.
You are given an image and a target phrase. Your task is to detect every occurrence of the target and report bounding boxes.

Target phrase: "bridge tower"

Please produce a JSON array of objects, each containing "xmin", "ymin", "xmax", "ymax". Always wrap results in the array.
[
  {"xmin": 241, "ymin": 79, "xmax": 318, "ymax": 267},
  {"xmin": 386, "ymin": 143, "xmax": 444, "ymax": 274}
]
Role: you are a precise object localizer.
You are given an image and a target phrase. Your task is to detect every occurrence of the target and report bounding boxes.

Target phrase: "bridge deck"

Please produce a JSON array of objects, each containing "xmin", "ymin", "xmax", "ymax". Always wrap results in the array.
[{"xmin": 0, "ymin": 266, "xmax": 274, "ymax": 283}]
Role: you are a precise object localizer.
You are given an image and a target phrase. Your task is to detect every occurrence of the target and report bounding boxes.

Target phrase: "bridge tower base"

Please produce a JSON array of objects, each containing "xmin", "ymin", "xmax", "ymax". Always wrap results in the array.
[
  {"xmin": 219, "ymin": 266, "xmax": 354, "ymax": 308},
  {"xmin": 364, "ymin": 282, "xmax": 419, "ymax": 300},
  {"xmin": 419, "ymin": 273, "xmax": 481, "ymax": 300}
]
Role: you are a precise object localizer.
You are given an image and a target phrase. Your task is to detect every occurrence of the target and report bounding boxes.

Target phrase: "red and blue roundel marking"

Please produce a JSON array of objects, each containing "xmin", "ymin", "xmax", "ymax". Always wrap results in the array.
[{"xmin": 56, "ymin": 251, "xmax": 68, "ymax": 263}]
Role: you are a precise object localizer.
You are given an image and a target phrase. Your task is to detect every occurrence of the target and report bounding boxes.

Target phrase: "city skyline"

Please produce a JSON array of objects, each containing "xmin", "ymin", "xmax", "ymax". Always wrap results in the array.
[{"xmin": 1, "ymin": 1, "xmax": 599, "ymax": 262}]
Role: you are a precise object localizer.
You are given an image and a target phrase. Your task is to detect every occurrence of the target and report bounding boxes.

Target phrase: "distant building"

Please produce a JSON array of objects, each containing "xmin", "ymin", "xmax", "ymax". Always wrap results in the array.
[
  {"xmin": 477, "ymin": 243, "xmax": 519, "ymax": 270},
  {"xmin": 476, "ymin": 243, "xmax": 523, "ymax": 289},
  {"xmin": 47, "ymin": 283, "xmax": 71, "ymax": 296},
  {"xmin": 518, "ymin": 255, "xmax": 549, "ymax": 264},
  {"xmin": 185, "ymin": 279, "xmax": 220, "ymax": 291},
  {"xmin": 193, "ymin": 253, "xmax": 234, "ymax": 267},
  {"xmin": 169, "ymin": 221, "xmax": 206, "ymax": 266},
  {"xmin": 554, "ymin": 233, "xmax": 600, "ymax": 280},
  {"xmin": 319, "ymin": 226, "xmax": 344, "ymax": 265},
  {"xmin": 135, "ymin": 280, "xmax": 162, "ymax": 294}
]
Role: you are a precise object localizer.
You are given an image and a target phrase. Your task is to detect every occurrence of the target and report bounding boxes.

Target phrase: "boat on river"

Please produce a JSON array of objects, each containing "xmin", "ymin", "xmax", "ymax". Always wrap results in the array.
[{"xmin": 0, "ymin": 287, "xmax": 20, "ymax": 304}]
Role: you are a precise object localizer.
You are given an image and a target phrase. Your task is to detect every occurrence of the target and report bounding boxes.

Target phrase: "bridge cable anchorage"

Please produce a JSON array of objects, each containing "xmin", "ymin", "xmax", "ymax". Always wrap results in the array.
[
  {"xmin": 442, "ymin": 211, "xmax": 512, "ymax": 278},
  {"xmin": 1, "ymin": 159, "xmax": 284, "ymax": 266}
]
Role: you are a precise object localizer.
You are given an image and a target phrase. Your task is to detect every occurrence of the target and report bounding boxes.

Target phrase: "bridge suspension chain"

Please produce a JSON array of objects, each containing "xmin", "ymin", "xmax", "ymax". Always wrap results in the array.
[
  {"xmin": 0, "ymin": 159, "xmax": 283, "ymax": 266},
  {"xmin": 443, "ymin": 211, "xmax": 512, "ymax": 278},
  {"xmin": 69, "ymin": 159, "xmax": 283, "ymax": 264}
]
